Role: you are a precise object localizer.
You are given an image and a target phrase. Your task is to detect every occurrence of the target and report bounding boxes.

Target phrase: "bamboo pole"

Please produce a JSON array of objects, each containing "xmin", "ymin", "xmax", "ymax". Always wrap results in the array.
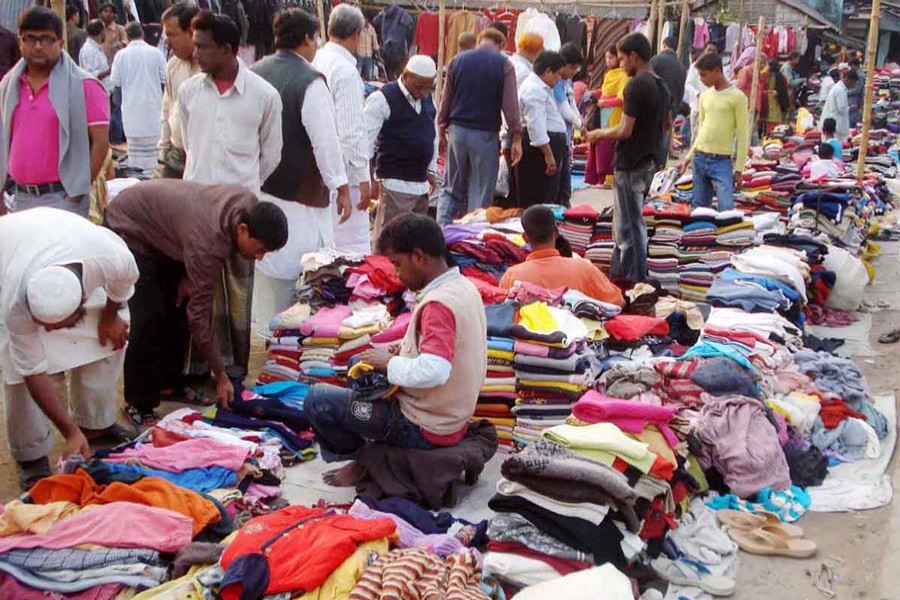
[
  {"xmin": 647, "ymin": 0, "xmax": 659, "ymax": 49},
  {"xmin": 857, "ymin": 0, "xmax": 881, "ymax": 179},
  {"xmin": 51, "ymin": 0, "xmax": 66, "ymax": 50},
  {"xmin": 657, "ymin": 0, "xmax": 666, "ymax": 54},
  {"xmin": 677, "ymin": 1, "xmax": 689, "ymax": 63},
  {"xmin": 436, "ymin": 0, "xmax": 445, "ymax": 100},
  {"xmin": 316, "ymin": 0, "xmax": 326, "ymax": 40},
  {"xmin": 748, "ymin": 17, "xmax": 765, "ymax": 137}
]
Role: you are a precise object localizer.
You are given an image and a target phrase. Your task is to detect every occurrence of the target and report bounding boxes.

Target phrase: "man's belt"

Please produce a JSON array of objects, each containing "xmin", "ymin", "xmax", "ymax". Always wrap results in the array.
[{"xmin": 14, "ymin": 182, "xmax": 66, "ymax": 196}]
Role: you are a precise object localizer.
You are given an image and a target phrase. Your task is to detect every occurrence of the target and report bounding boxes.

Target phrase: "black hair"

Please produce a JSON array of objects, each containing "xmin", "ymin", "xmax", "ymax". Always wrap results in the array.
[
  {"xmin": 533, "ymin": 50, "xmax": 564, "ymax": 76},
  {"xmin": 788, "ymin": 50, "xmax": 802, "ymax": 60},
  {"xmin": 191, "ymin": 10, "xmax": 240, "ymax": 53},
  {"xmin": 822, "ymin": 117, "xmax": 836, "ymax": 135},
  {"xmin": 828, "ymin": 68, "xmax": 840, "ymax": 80},
  {"xmin": 241, "ymin": 202, "xmax": 288, "ymax": 250},
  {"xmin": 617, "ymin": 33, "xmax": 652, "ymax": 63},
  {"xmin": 376, "ymin": 214, "xmax": 447, "ymax": 258},
  {"xmin": 125, "ymin": 22, "xmax": 143, "ymax": 40},
  {"xmin": 844, "ymin": 70, "xmax": 860, "ymax": 83},
  {"xmin": 849, "ymin": 58, "xmax": 861, "ymax": 68},
  {"xmin": 66, "ymin": 5, "xmax": 80, "ymax": 21},
  {"xmin": 274, "ymin": 8, "xmax": 318, "ymax": 50},
  {"xmin": 818, "ymin": 142, "xmax": 835, "ymax": 160},
  {"xmin": 98, "ymin": 3, "xmax": 117, "ymax": 13},
  {"xmin": 522, "ymin": 206, "xmax": 557, "ymax": 245},
  {"xmin": 662, "ymin": 36, "xmax": 677, "ymax": 50},
  {"xmin": 769, "ymin": 59, "xmax": 790, "ymax": 113},
  {"xmin": 162, "ymin": 3, "xmax": 200, "ymax": 32},
  {"xmin": 695, "ymin": 52, "xmax": 723, "ymax": 72},
  {"xmin": 559, "ymin": 42, "xmax": 584, "ymax": 66},
  {"xmin": 18, "ymin": 7, "xmax": 63, "ymax": 38},
  {"xmin": 606, "ymin": 43, "xmax": 617, "ymax": 56},
  {"xmin": 486, "ymin": 20, "xmax": 509, "ymax": 40},
  {"xmin": 86, "ymin": 19, "xmax": 104, "ymax": 37},
  {"xmin": 555, "ymin": 235, "xmax": 573, "ymax": 257}
]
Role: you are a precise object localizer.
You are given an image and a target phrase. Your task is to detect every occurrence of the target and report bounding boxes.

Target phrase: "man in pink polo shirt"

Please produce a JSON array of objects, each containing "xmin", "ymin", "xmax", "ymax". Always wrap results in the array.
[{"xmin": 0, "ymin": 6, "xmax": 110, "ymax": 218}]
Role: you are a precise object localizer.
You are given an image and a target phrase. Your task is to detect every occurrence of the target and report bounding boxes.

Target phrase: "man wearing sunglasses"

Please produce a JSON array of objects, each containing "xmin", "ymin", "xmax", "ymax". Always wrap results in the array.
[{"xmin": 0, "ymin": 6, "xmax": 110, "ymax": 218}]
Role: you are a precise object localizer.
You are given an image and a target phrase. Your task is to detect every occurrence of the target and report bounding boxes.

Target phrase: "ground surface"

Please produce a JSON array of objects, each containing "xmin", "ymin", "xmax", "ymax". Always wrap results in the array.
[{"xmin": 0, "ymin": 186, "xmax": 898, "ymax": 600}]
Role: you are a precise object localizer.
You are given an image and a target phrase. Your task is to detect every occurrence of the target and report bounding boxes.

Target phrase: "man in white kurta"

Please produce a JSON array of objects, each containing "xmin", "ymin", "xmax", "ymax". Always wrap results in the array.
[
  {"xmin": 313, "ymin": 4, "xmax": 372, "ymax": 254},
  {"xmin": 820, "ymin": 72, "xmax": 855, "ymax": 140},
  {"xmin": 110, "ymin": 22, "xmax": 166, "ymax": 176},
  {"xmin": 0, "ymin": 208, "xmax": 138, "ymax": 489}
]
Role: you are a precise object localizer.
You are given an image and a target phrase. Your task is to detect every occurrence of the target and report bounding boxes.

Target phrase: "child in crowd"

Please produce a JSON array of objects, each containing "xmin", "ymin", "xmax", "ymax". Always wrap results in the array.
[
  {"xmin": 809, "ymin": 142, "xmax": 843, "ymax": 180},
  {"xmin": 584, "ymin": 45, "xmax": 629, "ymax": 188},
  {"xmin": 821, "ymin": 117, "xmax": 844, "ymax": 161}
]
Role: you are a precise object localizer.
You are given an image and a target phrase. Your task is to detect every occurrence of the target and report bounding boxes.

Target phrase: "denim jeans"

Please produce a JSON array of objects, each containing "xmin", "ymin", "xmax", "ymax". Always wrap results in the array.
[
  {"xmin": 612, "ymin": 161, "xmax": 654, "ymax": 281},
  {"xmin": 357, "ymin": 55, "xmax": 375, "ymax": 80},
  {"xmin": 437, "ymin": 125, "xmax": 500, "ymax": 225},
  {"xmin": 305, "ymin": 383, "xmax": 434, "ymax": 462},
  {"xmin": 692, "ymin": 151, "xmax": 735, "ymax": 211}
]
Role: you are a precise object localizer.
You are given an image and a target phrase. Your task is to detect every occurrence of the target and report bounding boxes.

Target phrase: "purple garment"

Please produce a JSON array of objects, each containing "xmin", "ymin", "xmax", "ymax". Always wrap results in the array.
[
  {"xmin": 348, "ymin": 500, "xmax": 466, "ymax": 556},
  {"xmin": 696, "ymin": 396, "xmax": 791, "ymax": 499},
  {"xmin": 442, "ymin": 223, "xmax": 490, "ymax": 245},
  {"xmin": 0, "ymin": 574, "xmax": 121, "ymax": 600},
  {"xmin": 299, "ymin": 305, "xmax": 353, "ymax": 338}
]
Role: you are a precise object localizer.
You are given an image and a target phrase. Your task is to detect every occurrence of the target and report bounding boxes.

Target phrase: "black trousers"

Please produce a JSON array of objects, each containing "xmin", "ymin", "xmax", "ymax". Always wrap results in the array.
[
  {"xmin": 515, "ymin": 131, "xmax": 568, "ymax": 209},
  {"xmin": 124, "ymin": 251, "xmax": 190, "ymax": 412}
]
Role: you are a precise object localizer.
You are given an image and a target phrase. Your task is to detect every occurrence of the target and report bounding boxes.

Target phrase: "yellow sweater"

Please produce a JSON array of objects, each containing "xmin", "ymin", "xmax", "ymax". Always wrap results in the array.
[{"xmin": 692, "ymin": 85, "xmax": 751, "ymax": 172}]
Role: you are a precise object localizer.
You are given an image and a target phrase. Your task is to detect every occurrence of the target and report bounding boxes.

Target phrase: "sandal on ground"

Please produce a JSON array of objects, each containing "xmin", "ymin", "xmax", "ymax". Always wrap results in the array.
[
  {"xmin": 878, "ymin": 329, "xmax": 900, "ymax": 344},
  {"xmin": 121, "ymin": 405, "xmax": 161, "ymax": 427},
  {"xmin": 651, "ymin": 556, "xmax": 735, "ymax": 597},
  {"xmin": 18, "ymin": 456, "xmax": 52, "ymax": 491},
  {"xmin": 173, "ymin": 385, "xmax": 216, "ymax": 407},
  {"xmin": 84, "ymin": 423, "xmax": 138, "ymax": 446},
  {"xmin": 728, "ymin": 526, "xmax": 817, "ymax": 558},
  {"xmin": 716, "ymin": 509, "xmax": 804, "ymax": 538}
]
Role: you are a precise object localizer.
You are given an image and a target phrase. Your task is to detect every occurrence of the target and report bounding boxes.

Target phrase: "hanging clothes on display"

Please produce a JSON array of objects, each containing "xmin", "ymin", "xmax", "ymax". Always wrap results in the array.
[
  {"xmin": 445, "ymin": 10, "xmax": 481, "ymax": 62},
  {"xmin": 374, "ymin": 4, "xmax": 415, "ymax": 80},
  {"xmin": 413, "ymin": 10, "xmax": 444, "ymax": 61}
]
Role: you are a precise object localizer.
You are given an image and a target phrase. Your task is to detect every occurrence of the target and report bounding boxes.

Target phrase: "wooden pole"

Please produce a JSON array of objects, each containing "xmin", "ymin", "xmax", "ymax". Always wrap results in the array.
[
  {"xmin": 436, "ymin": 0, "xmax": 445, "ymax": 100},
  {"xmin": 748, "ymin": 17, "xmax": 765, "ymax": 137},
  {"xmin": 51, "ymin": 0, "xmax": 66, "ymax": 50},
  {"xmin": 677, "ymin": 1, "xmax": 689, "ymax": 63},
  {"xmin": 647, "ymin": 0, "xmax": 659, "ymax": 49},
  {"xmin": 316, "ymin": 0, "xmax": 326, "ymax": 40},
  {"xmin": 657, "ymin": 1, "xmax": 666, "ymax": 54},
  {"xmin": 857, "ymin": 0, "xmax": 882, "ymax": 179}
]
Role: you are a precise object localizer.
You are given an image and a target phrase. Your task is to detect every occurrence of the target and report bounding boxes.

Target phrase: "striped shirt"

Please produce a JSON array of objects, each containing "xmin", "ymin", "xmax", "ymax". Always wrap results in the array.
[
  {"xmin": 312, "ymin": 42, "xmax": 370, "ymax": 186},
  {"xmin": 358, "ymin": 23, "xmax": 379, "ymax": 58}
]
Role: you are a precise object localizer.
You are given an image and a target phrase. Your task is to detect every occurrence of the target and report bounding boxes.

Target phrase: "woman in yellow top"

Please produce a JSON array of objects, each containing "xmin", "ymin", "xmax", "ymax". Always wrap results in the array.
[
  {"xmin": 585, "ymin": 46, "xmax": 630, "ymax": 187},
  {"xmin": 761, "ymin": 59, "xmax": 792, "ymax": 136}
]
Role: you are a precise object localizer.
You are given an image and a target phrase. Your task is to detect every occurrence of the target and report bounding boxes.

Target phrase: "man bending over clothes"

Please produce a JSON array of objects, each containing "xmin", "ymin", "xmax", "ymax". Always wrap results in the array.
[
  {"xmin": 105, "ymin": 180, "xmax": 288, "ymax": 426},
  {"xmin": 500, "ymin": 205, "xmax": 625, "ymax": 306},
  {"xmin": 306, "ymin": 214, "xmax": 488, "ymax": 487}
]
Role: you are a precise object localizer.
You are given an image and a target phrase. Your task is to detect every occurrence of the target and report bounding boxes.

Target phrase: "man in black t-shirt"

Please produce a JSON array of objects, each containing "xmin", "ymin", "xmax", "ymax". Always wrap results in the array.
[
  {"xmin": 586, "ymin": 33, "xmax": 668, "ymax": 281},
  {"xmin": 650, "ymin": 37, "xmax": 686, "ymax": 168}
]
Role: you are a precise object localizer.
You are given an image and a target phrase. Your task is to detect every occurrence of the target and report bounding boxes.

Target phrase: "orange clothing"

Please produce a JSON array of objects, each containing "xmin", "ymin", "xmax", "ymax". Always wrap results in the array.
[
  {"xmin": 500, "ymin": 248, "xmax": 625, "ymax": 306},
  {"xmin": 28, "ymin": 469, "xmax": 220, "ymax": 536}
]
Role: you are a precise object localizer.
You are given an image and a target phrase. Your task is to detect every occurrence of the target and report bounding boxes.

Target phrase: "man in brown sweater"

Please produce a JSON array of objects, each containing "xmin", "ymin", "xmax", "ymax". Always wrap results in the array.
[
  {"xmin": 105, "ymin": 179, "xmax": 288, "ymax": 425},
  {"xmin": 306, "ymin": 214, "xmax": 487, "ymax": 486}
]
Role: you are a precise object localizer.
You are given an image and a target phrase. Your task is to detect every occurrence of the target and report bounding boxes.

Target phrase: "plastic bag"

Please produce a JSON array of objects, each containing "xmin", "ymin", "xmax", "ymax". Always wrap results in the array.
[
  {"xmin": 795, "ymin": 107, "xmax": 815, "ymax": 133},
  {"xmin": 515, "ymin": 9, "xmax": 561, "ymax": 51},
  {"xmin": 823, "ymin": 245, "xmax": 868, "ymax": 310},
  {"xmin": 495, "ymin": 155, "xmax": 511, "ymax": 198}
]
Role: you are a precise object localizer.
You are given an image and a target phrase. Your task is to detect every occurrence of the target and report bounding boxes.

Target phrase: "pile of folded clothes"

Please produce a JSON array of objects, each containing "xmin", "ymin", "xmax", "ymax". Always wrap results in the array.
[{"xmin": 558, "ymin": 204, "xmax": 599, "ymax": 256}]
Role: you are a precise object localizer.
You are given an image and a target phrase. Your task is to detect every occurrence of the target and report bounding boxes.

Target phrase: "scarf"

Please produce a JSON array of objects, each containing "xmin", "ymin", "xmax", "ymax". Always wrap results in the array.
[{"xmin": 0, "ymin": 52, "xmax": 96, "ymax": 197}]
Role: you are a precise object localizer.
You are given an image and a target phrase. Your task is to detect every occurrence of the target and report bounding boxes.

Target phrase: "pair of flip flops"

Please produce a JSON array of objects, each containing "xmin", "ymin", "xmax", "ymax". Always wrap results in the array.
[{"xmin": 718, "ymin": 509, "xmax": 817, "ymax": 558}]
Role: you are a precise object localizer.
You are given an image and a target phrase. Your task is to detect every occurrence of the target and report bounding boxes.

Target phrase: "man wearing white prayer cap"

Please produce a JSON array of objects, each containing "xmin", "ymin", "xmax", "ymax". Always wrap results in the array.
[
  {"xmin": 363, "ymin": 54, "xmax": 439, "ymax": 240},
  {"xmin": 0, "ymin": 208, "xmax": 139, "ymax": 490}
]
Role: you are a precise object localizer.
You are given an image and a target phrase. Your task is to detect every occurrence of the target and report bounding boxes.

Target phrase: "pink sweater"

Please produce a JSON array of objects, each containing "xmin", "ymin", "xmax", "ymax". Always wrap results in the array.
[{"xmin": 573, "ymin": 391, "xmax": 680, "ymax": 447}]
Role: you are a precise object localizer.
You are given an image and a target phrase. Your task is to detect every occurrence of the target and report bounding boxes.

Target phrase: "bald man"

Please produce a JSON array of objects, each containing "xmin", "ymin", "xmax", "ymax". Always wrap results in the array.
[{"xmin": 364, "ymin": 55, "xmax": 439, "ymax": 239}]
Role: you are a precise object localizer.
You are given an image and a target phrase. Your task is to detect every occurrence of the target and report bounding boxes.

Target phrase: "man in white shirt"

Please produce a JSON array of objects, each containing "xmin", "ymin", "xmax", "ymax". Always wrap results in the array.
[
  {"xmin": 510, "ymin": 32, "xmax": 543, "ymax": 87},
  {"xmin": 820, "ymin": 70, "xmax": 856, "ymax": 139},
  {"xmin": 178, "ymin": 11, "xmax": 283, "ymax": 193},
  {"xmin": 110, "ymin": 22, "xmax": 166, "ymax": 177},
  {"xmin": 313, "ymin": 4, "xmax": 372, "ymax": 254},
  {"xmin": 157, "ymin": 2, "xmax": 200, "ymax": 179},
  {"xmin": 79, "ymin": 19, "xmax": 110, "ymax": 87},
  {"xmin": 177, "ymin": 11, "xmax": 282, "ymax": 390},
  {"xmin": 0, "ymin": 208, "xmax": 138, "ymax": 490},
  {"xmin": 364, "ymin": 55, "xmax": 438, "ymax": 241},
  {"xmin": 251, "ymin": 8, "xmax": 353, "ymax": 334}
]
